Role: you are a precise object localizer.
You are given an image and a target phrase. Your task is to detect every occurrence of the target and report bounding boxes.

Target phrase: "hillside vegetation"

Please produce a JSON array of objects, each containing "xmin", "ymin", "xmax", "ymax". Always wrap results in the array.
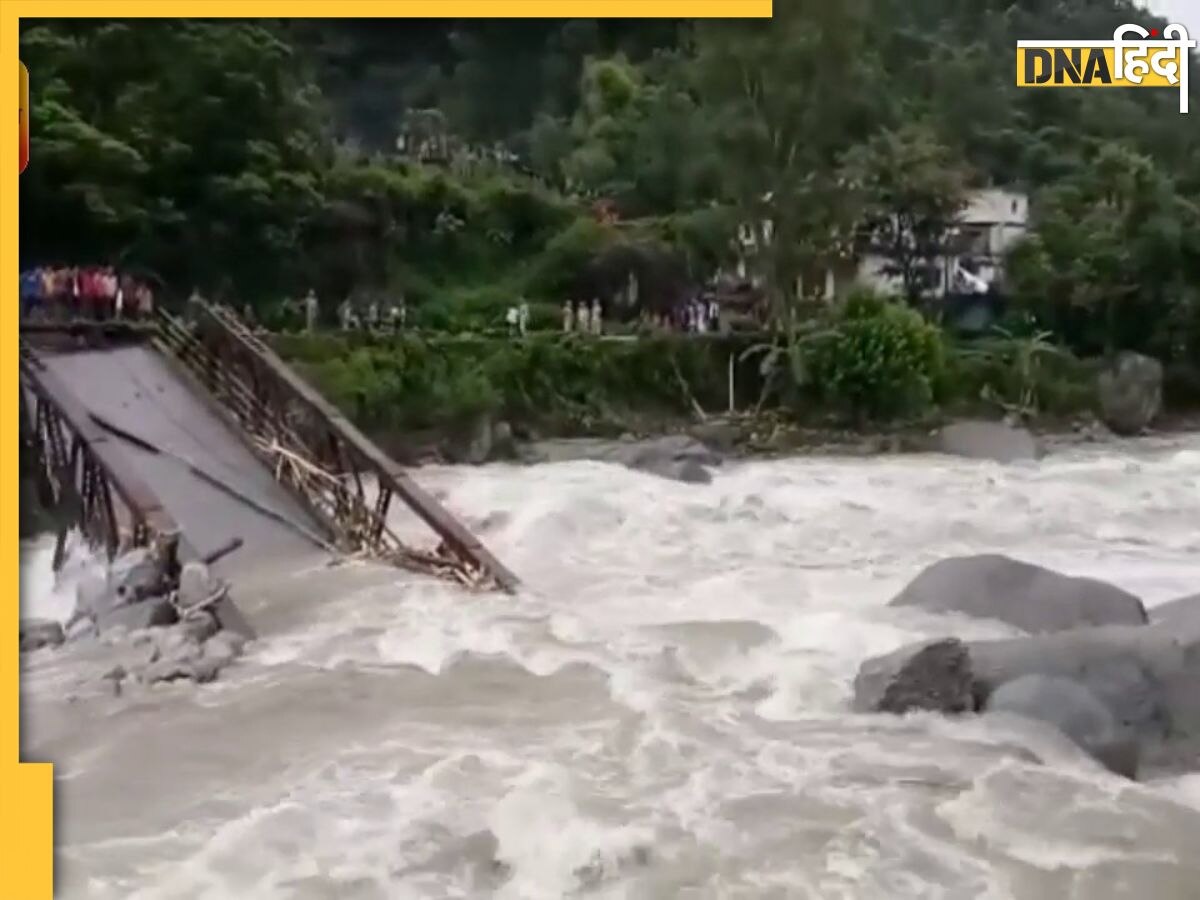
[{"xmin": 18, "ymin": 7, "xmax": 1200, "ymax": 441}]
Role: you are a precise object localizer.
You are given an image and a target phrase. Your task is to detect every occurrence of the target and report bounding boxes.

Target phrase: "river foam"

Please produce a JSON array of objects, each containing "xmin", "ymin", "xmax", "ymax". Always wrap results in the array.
[{"xmin": 20, "ymin": 433, "xmax": 1200, "ymax": 899}]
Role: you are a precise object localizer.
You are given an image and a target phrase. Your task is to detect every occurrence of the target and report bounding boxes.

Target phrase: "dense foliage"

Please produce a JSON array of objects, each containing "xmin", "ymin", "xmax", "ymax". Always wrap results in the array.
[
  {"xmin": 19, "ymin": 5, "xmax": 1200, "ymax": 361},
  {"xmin": 273, "ymin": 331, "xmax": 751, "ymax": 434},
  {"xmin": 804, "ymin": 292, "xmax": 946, "ymax": 420}
]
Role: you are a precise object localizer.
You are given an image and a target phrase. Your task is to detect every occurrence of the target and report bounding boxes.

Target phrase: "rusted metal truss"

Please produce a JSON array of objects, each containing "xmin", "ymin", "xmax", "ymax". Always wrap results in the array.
[
  {"xmin": 152, "ymin": 301, "xmax": 520, "ymax": 594},
  {"xmin": 19, "ymin": 343, "xmax": 180, "ymax": 575}
]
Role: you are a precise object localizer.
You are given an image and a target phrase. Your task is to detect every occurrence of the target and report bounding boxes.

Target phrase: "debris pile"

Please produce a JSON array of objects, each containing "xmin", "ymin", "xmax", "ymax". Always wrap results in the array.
[{"xmin": 20, "ymin": 545, "xmax": 249, "ymax": 689}]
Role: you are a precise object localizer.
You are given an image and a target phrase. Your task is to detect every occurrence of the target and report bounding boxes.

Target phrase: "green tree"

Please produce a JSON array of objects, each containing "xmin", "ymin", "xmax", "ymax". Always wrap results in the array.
[
  {"xmin": 840, "ymin": 123, "xmax": 972, "ymax": 303},
  {"xmin": 691, "ymin": 0, "xmax": 887, "ymax": 324},
  {"xmin": 20, "ymin": 20, "xmax": 326, "ymax": 296},
  {"xmin": 1007, "ymin": 143, "xmax": 1199, "ymax": 356}
]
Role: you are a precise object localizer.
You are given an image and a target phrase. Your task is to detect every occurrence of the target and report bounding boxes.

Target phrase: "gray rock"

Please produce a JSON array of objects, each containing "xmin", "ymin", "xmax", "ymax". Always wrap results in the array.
[
  {"xmin": 523, "ymin": 434, "xmax": 722, "ymax": 484},
  {"xmin": 622, "ymin": 435, "xmax": 720, "ymax": 484},
  {"xmin": 188, "ymin": 658, "xmax": 222, "ymax": 684},
  {"xmin": 151, "ymin": 627, "xmax": 203, "ymax": 667},
  {"xmin": 136, "ymin": 625, "xmax": 243, "ymax": 685},
  {"xmin": 1097, "ymin": 351, "xmax": 1163, "ymax": 435},
  {"xmin": 854, "ymin": 617, "xmax": 1200, "ymax": 776},
  {"xmin": 632, "ymin": 434, "xmax": 723, "ymax": 468},
  {"xmin": 888, "ymin": 554, "xmax": 1148, "ymax": 634},
  {"xmin": 141, "ymin": 658, "xmax": 196, "ymax": 685},
  {"xmin": 1150, "ymin": 593, "xmax": 1200, "ymax": 627},
  {"xmin": 985, "ymin": 674, "xmax": 1140, "ymax": 778},
  {"xmin": 464, "ymin": 414, "xmax": 494, "ymax": 465},
  {"xmin": 108, "ymin": 635, "xmax": 157, "ymax": 678},
  {"xmin": 672, "ymin": 458, "xmax": 705, "ymax": 487},
  {"xmin": 688, "ymin": 421, "xmax": 743, "ymax": 452},
  {"xmin": 875, "ymin": 638, "xmax": 978, "ymax": 715},
  {"xmin": 202, "ymin": 630, "xmax": 247, "ymax": 667},
  {"xmin": 932, "ymin": 421, "xmax": 1041, "ymax": 463},
  {"xmin": 490, "ymin": 420, "xmax": 517, "ymax": 460},
  {"xmin": 19, "ymin": 618, "xmax": 64, "ymax": 653}
]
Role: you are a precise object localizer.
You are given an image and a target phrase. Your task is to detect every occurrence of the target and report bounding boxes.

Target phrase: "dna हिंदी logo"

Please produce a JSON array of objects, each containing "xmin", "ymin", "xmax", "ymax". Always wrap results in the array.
[{"xmin": 1016, "ymin": 23, "xmax": 1196, "ymax": 113}]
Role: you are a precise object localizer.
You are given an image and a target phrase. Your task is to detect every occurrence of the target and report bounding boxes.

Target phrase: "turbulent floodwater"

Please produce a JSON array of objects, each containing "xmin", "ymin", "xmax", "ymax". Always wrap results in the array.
[{"xmin": 19, "ymin": 435, "xmax": 1200, "ymax": 900}]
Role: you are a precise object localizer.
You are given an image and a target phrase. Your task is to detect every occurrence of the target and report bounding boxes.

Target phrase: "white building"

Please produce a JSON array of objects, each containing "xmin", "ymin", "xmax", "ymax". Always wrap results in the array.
[
  {"xmin": 730, "ymin": 187, "xmax": 1030, "ymax": 304},
  {"xmin": 851, "ymin": 187, "xmax": 1029, "ymax": 299}
]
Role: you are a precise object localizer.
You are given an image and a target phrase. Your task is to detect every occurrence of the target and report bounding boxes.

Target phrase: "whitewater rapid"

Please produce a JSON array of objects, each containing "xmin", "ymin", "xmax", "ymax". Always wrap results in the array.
[{"xmin": 19, "ymin": 434, "xmax": 1200, "ymax": 899}]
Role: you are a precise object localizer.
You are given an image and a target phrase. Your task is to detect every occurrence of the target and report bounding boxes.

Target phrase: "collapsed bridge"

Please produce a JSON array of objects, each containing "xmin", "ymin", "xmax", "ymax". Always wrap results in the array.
[{"xmin": 19, "ymin": 300, "xmax": 520, "ymax": 637}]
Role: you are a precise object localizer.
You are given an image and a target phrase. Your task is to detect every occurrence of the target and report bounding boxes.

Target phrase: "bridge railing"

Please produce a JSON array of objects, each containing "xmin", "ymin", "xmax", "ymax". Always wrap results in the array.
[
  {"xmin": 19, "ymin": 342, "xmax": 181, "ymax": 574},
  {"xmin": 151, "ymin": 301, "xmax": 520, "ymax": 594}
]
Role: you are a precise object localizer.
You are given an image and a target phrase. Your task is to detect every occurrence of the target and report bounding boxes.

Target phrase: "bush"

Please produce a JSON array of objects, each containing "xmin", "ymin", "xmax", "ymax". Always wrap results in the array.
[
  {"xmin": 804, "ymin": 291, "xmax": 945, "ymax": 421},
  {"xmin": 273, "ymin": 330, "xmax": 758, "ymax": 435},
  {"xmin": 947, "ymin": 331, "xmax": 1095, "ymax": 417}
]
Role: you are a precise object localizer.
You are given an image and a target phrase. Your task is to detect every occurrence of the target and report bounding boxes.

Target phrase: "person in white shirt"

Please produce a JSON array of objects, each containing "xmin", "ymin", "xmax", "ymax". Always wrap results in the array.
[
  {"xmin": 590, "ymin": 298, "xmax": 602, "ymax": 335},
  {"xmin": 562, "ymin": 300, "xmax": 575, "ymax": 333},
  {"xmin": 576, "ymin": 300, "xmax": 591, "ymax": 334},
  {"xmin": 303, "ymin": 290, "xmax": 319, "ymax": 332},
  {"xmin": 505, "ymin": 305, "xmax": 519, "ymax": 336},
  {"xmin": 517, "ymin": 301, "xmax": 530, "ymax": 336}
]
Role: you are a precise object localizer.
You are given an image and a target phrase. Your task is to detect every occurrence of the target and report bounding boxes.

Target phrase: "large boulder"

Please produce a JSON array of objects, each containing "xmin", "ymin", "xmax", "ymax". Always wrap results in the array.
[
  {"xmin": 522, "ymin": 434, "xmax": 722, "ymax": 484},
  {"xmin": 1097, "ymin": 351, "xmax": 1163, "ymax": 436},
  {"xmin": 932, "ymin": 421, "xmax": 1042, "ymax": 463},
  {"xmin": 1150, "ymin": 593, "xmax": 1200, "ymax": 627},
  {"xmin": 853, "ymin": 616, "xmax": 1200, "ymax": 777},
  {"xmin": 888, "ymin": 554, "xmax": 1148, "ymax": 634},
  {"xmin": 985, "ymin": 674, "xmax": 1140, "ymax": 778},
  {"xmin": 614, "ymin": 435, "xmax": 720, "ymax": 484},
  {"xmin": 874, "ymin": 638, "xmax": 979, "ymax": 715}
]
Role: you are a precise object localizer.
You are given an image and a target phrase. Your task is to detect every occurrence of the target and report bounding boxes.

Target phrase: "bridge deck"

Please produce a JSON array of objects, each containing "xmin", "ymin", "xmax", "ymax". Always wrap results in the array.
[{"xmin": 37, "ymin": 344, "xmax": 333, "ymax": 580}]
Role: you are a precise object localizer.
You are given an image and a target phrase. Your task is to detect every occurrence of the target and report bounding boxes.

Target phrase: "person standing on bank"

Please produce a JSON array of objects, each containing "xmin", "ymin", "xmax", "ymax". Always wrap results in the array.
[
  {"xmin": 304, "ymin": 289, "xmax": 319, "ymax": 333},
  {"xmin": 562, "ymin": 300, "xmax": 574, "ymax": 333}
]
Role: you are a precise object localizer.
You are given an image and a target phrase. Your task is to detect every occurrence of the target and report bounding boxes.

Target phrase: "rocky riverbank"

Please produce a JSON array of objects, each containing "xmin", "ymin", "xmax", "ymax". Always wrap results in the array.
[
  {"xmin": 19, "ymin": 549, "xmax": 250, "ymax": 696},
  {"xmin": 382, "ymin": 406, "xmax": 1200, "ymax": 488}
]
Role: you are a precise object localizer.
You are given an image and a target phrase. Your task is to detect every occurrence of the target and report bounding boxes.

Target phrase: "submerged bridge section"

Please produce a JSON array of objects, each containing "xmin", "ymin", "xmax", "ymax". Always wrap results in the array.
[{"xmin": 20, "ymin": 303, "xmax": 519, "ymax": 636}]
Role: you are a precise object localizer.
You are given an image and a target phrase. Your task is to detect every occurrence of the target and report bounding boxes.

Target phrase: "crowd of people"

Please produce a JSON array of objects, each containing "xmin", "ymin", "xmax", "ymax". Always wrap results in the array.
[
  {"xmin": 336, "ymin": 296, "xmax": 408, "ymax": 332},
  {"xmin": 562, "ymin": 299, "xmax": 601, "ymax": 334},
  {"xmin": 637, "ymin": 296, "xmax": 723, "ymax": 334},
  {"xmin": 19, "ymin": 265, "xmax": 156, "ymax": 322},
  {"xmin": 19, "ymin": 267, "xmax": 725, "ymax": 340}
]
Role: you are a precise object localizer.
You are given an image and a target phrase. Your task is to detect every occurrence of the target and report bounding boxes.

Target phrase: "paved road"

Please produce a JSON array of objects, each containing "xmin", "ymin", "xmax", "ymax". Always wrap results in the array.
[{"xmin": 38, "ymin": 345, "xmax": 332, "ymax": 581}]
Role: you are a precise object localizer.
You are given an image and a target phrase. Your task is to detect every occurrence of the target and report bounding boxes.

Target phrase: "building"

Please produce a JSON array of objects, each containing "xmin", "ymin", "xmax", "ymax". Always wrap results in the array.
[
  {"xmin": 851, "ymin": 187, "xmax": 1029, "ymax": 299},
  {"xmin": 729, "ymin": 187, "xmax": 1030, "ymax": 312}
]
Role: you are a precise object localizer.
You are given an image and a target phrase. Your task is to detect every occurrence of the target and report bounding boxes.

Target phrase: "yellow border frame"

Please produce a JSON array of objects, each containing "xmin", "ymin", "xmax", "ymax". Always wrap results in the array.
[{"xmin": 3, "ymin": 2, "xmax": 770, "ymax": 896}]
